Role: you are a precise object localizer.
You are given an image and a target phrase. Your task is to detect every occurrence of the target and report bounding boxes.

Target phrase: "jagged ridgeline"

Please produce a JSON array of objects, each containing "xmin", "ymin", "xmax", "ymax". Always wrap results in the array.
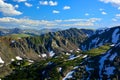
[
  {"xmin": 1, "ymin": 26, "xmax": 120, "ymax": 80},
  {"xmin": 0, "ymin": 28, "xmax": 94, "ymax": 63}
]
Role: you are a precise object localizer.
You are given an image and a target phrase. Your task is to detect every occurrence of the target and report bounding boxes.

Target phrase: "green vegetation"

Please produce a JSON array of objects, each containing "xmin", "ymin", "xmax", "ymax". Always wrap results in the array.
[
  {"xmin": 82, "ymin": 44, "xmax": 111, "ymax": 56},
  {"xmin": 5, "ymin": 34, "xmax": 31, "ymax": 39}
]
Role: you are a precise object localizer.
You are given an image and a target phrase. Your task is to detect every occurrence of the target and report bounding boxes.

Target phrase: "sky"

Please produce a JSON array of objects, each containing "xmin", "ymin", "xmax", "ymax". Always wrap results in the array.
[{"xmin": 0, "ymin": 0, "xmax": 120, "ymax": 30}]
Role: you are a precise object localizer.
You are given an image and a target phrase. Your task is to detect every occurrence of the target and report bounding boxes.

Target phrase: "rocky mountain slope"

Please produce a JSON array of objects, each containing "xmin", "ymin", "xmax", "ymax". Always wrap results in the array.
[
  {"xmin": 0, "ymin": 28, "xmax": 93, "ymax": 64},
  {"xmin": 80, "ymin": 26, "xmax": 120, "ymax": 51},
  {"xmin": 0, "ymin": 26, "xmax": 120, "ymax": 80}
]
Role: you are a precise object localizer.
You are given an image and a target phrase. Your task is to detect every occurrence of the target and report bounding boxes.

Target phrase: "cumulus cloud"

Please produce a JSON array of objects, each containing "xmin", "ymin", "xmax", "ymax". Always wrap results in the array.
[
  {"xmin": 101, "ymin": 11, "xmax": 107, "ymax": 15},
  {"xmin": 39, "ymin": 1, "xmax": 58, "ymax": 6},
  {"xmin": 14, "ymin": 4, "xmax": 19, "ymax": 8},
  {"xmin": 49, "ymin": 1, "xmax": 58, "ymax": 6},
  {"xmin": 53, "ymin": 10, "xmax": 60, "ymax": 14},
  {"xmin": 0, "ymin": 17, "xmax": 101, "ymax": 29},
  {"xmin": 39, "ymin": 1, "xmax": 48, "ymax": 5},
  {"xmin": 63, "ymin": 6, "xmax": 71, "ymax": 10},
  {"xmin": 25, "ymin": 2, "xmax": 32, "ymax": 7},
  {"xmin": 13, "ymin": 0, "xmax": 27, "ymax": 2},
  {"xmin": 100, "ymin": 0, "xmax": 120, "ymax": 6},
  {"xmin": 111, "ymin": 14, "xmax": 120, "ymax": 22},
  {"xmin": 0, "ymin": 0, "xmax": 22, "ymax": 16}
]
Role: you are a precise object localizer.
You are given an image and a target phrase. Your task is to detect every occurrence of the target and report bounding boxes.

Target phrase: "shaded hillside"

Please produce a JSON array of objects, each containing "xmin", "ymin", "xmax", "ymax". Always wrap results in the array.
[
  {"xmin": 72, "ymin": 42, "xmax": 120, "ymax": 80},
  {"xmin": 80, "ymin": 26, "xmax": 120, "ymax": 51}
]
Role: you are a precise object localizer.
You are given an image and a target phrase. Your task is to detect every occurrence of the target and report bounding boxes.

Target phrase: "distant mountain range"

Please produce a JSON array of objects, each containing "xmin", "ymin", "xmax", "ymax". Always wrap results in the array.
[
  {"xmin": 0, "ymin": 26, "xmax": 120, "ymax": 80},
  {"xmin": 0, "ymin": 28, "xmax": 61, "ymax": 36}
]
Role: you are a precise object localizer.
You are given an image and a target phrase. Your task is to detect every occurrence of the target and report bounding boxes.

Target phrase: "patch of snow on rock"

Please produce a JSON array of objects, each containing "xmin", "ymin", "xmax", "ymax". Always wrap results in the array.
[
  {"xmin": 82, "ymin": 55, "xmax": 88, "ymax": 58},
  {"xmin": 16, "ymin": 56, "xmax": 23, "ymax": 60},
  {"xmin": 58, "ymin": 67, "xmax": 62, "ymax": 72},
  {"xmin": 49, "ymin": 51, "xmax": 55, "ymax": 57},
  {"xmin": 41, "ymin": 54, "xmax": 47, "ymax": 58},
  {"xmin": 104, "ymin": 66, "xmax": 115, "ymax": 78},
  {"xmin": 110, "ymin": 44, "xmax": 115, "ymax": 47},
  {"xmin": 63, "ymin": 71, "xmax": 74, "ymax": 80},
  {"xmin": 73, "ymin": 66, "xmax": 79, "ymax": 69},
  {"xmin": 99, "ymin": 50, "xmax": 111, "ymax": 79},
  {"xmin": 112, "ymin": 28, "xmax": 120, "ymax": 43},
  {"xmin": 68, "ymin": 55, "xmax": 81, "ymax": 60},
  {"xmin": 86, "ymin": 66, "xmax": 94, "ymax": 71},
  {"xmin": 0, "ymin": 57, "xmax": 4, "ymax": 63},
  {"xmin": 109, "ymin": 53, "xmax": 117, "ymax": 61},
  {"xmin": 28, "ymin": 60, "xmax": 34, "ymax": 63},
  {"xmin": 11, "ymin": 59, "xmax": 15, "ymax": 61}
]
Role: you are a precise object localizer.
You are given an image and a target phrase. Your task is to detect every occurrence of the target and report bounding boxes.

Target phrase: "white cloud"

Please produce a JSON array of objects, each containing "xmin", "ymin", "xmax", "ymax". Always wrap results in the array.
[
  {"xmin": 53, "ymin": 10, "xmax": 60, "ymax": 14},
  {"xmin": 0, "ymin": 0, "xmax": 22, "ymax": 16},
  {"xmin": 63, "ymin": 6, "xmax": 71, "ymax": 10},
  {"xmin": 85, "ymin": 13, "xmax": 89, "ymax": 16},
  {"xmin": 116, "ymin": 14, "xmax": 120, "ymax": 17},
  {"xmin": 39, "ymin": 1, "xmax": 58, "ymax": 6},
  {"xmin": 14, "ymin": 4, "xmax": 19, "ymax": 8},
  {"xmin": 100, "ymin": 0, "xmax": 120, "ymax": 6},
  {"xmin": 49, "ymin": 1, "xmax": 58, "ymax": 6},
  {"xmin": 118, "ymin": 7, "xmax": 120, "ymax": 10},
  {"xmin": 25, "ymin": 2, "xmax": 32, "ymax": 7},
  {"xmin": 0, "ymin": 17, "xmax": 101, "ymax": 29},
  {"xmin": 39, "ymin": 1, "xmax": 48, "ymax": 5},
  {"xmin": 13, "ymin": 0, "xmax": 27, "ymax": 2},
  {"xmin": 101, "ymin": 11, "xmax": 107, "ymax": 15}
]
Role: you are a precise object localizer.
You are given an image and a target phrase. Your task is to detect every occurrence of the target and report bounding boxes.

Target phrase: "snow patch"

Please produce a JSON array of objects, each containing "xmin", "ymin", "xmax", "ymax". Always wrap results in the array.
[
  {"xmin": 11, "ymin": 40, "xmax": 15, "ymax": 43},
  {"xmin": 85, "ymin": 66, "xmax": 94, "ymax": 80},
  {"xmin": 16, "ymin": 56, "xmax": 23, "ymax": 60},
  {"xmin": 112, "ymin": 28, "xmax": 120, "ymax": 43},
  {"xmin": 109, "ymin": 53, "xmax": 117, "ymax": 61},
  {"xmin": 28, "ymin": 60, "xmax": 34, "ymax": 63},
  {"xmin": 82, "ymin": 55, "xmax": 88, "ymax": 58},
  {"xmin": 0, "ymin": 57, "xmax": 4, "ymax": 63},
  {"xmin": 99, "ymin": 50, "xmax": 111, "ymax": 79},
  {"xmin": 86, "ymin": 66, "xmax": 94, "ymax": 71},
  {"xmin": 41, "ymin": 54, "xmax": 47, "ymax": 58},
  {"xmin": 58, "ymin": 67, "xmax": 62, "ymax": 72},
  {"xmin": 73, "ymin": 66, "xmax": 79, "ymax": 69},
  {"xmin": 63, "ymin": 71, "xmax": 74, "ymax": 80},
  {"xmin": 47, "ymin": 62, "xmax": 53, "ymax": 65},
  {"xmin": 68, "ymin": 54, "xmax": 81, "ymax": 60},
  {"xmin": 110, "ymin": 44, "xmax": 115, "ymax": 47},
  {"xmin": 65, "ymin": 53, "xmax": 70, "ymax": 55},
  {"xmin": 49, "ymin": 51, "xmax": 55, "ymax": 57},
  {"xmin": 70, "ymin": 50, "xmax": 73, "ymax": 53},
  {"xmin": 104, "ymin": 66, "xmax": 115, "ymax": 78},
  {"xmin": 11, "ymin": 59, "xmax": 15, "ymax": 61},
  {"xmin": 92, "ymin": 38, "xmax": 99, "ymax": 43}
]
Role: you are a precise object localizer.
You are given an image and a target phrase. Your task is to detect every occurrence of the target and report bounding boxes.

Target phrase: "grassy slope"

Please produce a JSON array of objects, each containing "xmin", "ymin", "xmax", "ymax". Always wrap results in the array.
[{"xmin": 2, "ymin": 44, "xmax": 111, "ymax": 80}]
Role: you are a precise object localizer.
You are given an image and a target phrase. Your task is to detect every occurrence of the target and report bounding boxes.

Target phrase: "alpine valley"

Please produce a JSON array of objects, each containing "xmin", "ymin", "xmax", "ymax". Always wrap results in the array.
[{"xmin": 0, "ymin": 26, "xmax": 119, "ymax": 80}]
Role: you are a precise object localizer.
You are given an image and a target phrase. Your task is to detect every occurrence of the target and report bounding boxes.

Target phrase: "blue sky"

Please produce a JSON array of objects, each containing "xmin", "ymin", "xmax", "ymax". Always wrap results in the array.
[{"xmin": 0, "ymin": 0, "xmax": 120, "ymax": 29}]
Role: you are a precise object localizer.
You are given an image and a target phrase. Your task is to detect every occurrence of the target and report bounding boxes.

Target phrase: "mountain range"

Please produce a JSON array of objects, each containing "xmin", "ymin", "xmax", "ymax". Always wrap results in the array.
[{"xmin": 0, "ymin": 26, "xmax": 119, "ymax": 80}]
